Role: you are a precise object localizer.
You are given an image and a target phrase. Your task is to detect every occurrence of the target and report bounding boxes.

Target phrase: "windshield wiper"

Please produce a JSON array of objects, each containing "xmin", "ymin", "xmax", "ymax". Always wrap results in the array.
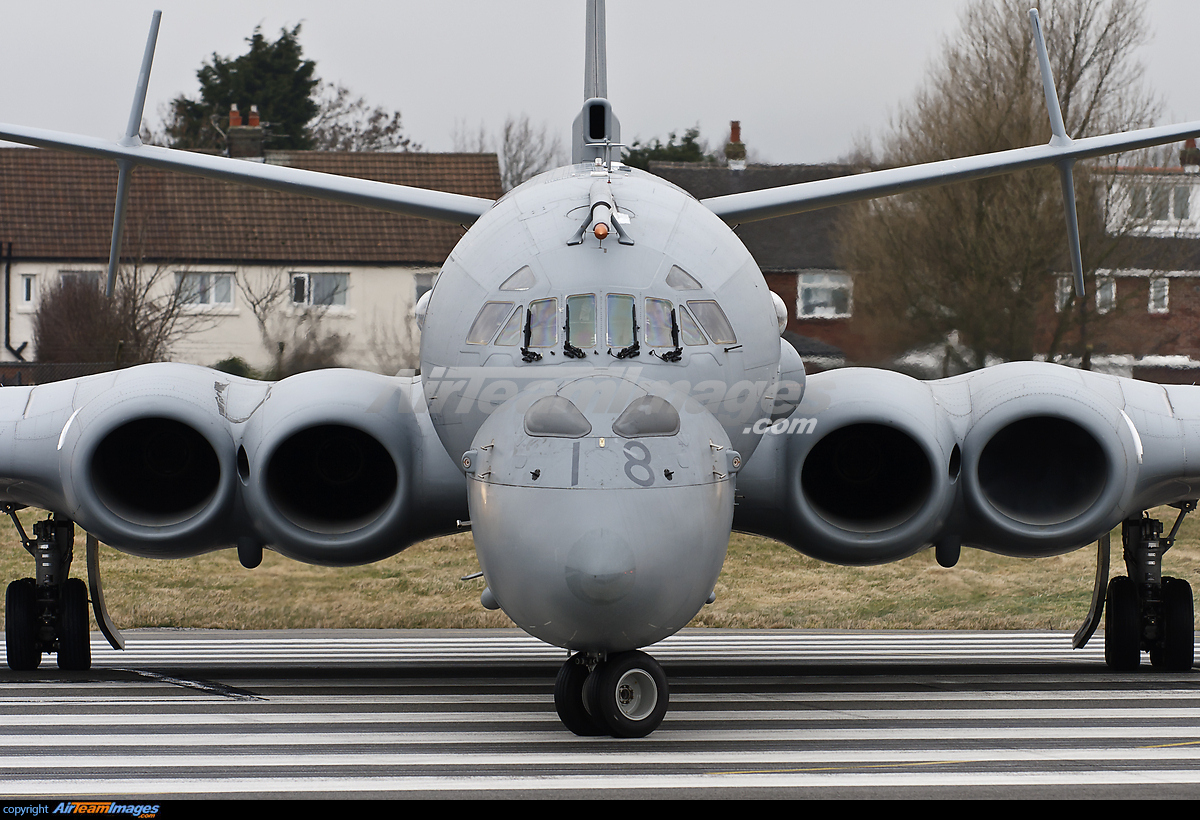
[
  {"xmin": 521, "ymin": 308, "xmax": 542, "ymax": 362},
  {"xmin": 563, "ymin": 303, "xmax": 586, "ymax": 359},
  {"xmin": 611, "ymin": 301, "xmax": 640, "ymax": 359}
]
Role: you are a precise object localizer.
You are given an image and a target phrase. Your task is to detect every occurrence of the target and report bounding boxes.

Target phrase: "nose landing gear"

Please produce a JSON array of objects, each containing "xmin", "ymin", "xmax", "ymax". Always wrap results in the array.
[{"xmin": 554, "ymin": 650, "xmax": 669, "ymax": 737}]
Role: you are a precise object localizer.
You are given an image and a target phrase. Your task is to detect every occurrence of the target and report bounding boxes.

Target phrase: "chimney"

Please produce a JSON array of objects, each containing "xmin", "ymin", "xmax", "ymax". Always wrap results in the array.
[
  {"xmin": 1181, "ymin": 138, "xmax": 1200, "ymax": 172},
  {"xmin": 227, "ymin": 103, "xmax": 265, "ymax": 161},
  {"xmin": 724, "ymin": 120, "xmax": 746, "ymax": 171}
]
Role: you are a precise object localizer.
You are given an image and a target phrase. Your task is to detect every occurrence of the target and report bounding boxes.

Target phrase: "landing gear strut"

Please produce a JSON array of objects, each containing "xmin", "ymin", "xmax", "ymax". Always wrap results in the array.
[
  {"xmin": 3, "ymin": 511, "xmax": 91, "ymax": 671},
  {"xmin": 1103, "ymin": 505, "xmax": 1195, "ymax": 672},
  {"xmin": 555, "ymin": 650, "xmax": 669, "ymax": 737}
]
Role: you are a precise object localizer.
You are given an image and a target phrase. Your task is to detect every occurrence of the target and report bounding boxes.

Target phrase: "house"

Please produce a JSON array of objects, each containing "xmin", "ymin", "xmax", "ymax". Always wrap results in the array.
[
  {"xmin": 649, "ymin": 159, "xmax": 872, "ymax": 370},
  {"xmin": 653, "ymin": 138, "xmax": 1200, "ymax": 381},
  {"xmin": 1043, "ymin": 154, "xmax": 1200, "ymax": 381},
  {"xmin": 0, "ymin": 143, "xmax": 502, "ymax": 377}
]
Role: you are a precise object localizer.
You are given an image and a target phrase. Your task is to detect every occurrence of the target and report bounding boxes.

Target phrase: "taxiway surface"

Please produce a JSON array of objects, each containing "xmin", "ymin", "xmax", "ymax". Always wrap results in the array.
[{"xmin": 2, "ymin": 629, "xmax": 1199, "ymax": 798}]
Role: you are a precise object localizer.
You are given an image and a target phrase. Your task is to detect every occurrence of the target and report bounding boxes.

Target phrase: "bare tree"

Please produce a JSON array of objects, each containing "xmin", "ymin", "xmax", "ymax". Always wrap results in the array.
[
  {"xmin": 34, "ymin": 261, "xmax": 217, "ymax": 365},
  {"xmin": 234, "ymin": 267, "xmax": 346, "ymax": 378},
  {"xmin": 308, "ymin": 81, "xmax": 422, "ymax": 152},
  {"xmin": 454, "ymin": 113, "xmax": 564, "ymax": 191},
  {"xmin": 365, "ymin": 300, "xmax": 420, "ymax": 375},
  {"xmin": 836, "ymin": 0, "xmax": 1161, "ymax": 369}
]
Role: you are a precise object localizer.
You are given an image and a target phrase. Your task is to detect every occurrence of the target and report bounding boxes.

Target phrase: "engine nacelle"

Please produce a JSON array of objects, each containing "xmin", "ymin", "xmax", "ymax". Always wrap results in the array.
[
  {"xmin": 238, "ymin": 368, "xmax": 458, "ymax": 566},
  {"xmin": 737, "ymin": 367, "xmax": 961, "ymax": 565},
  {"xmin": 953, "ymin": 364, "xmax": 1146, "ymax": 555},
  {"xmin": 0, "ymin": 363, "xmax": 466, "ymax": 564},
  {"xmin": 54, "ymin": 365, "xmax": 240, "ymax": 556},
  {"xmin": 737, "ymin": 361, "xmax": 1200, "ymax": 564}
]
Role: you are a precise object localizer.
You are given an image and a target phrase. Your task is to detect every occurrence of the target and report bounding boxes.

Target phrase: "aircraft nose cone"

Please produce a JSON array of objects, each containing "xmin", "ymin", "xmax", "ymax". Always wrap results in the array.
[{"xmin": 564, "ymin": 529, "xmax": 636, "ymax": 605}]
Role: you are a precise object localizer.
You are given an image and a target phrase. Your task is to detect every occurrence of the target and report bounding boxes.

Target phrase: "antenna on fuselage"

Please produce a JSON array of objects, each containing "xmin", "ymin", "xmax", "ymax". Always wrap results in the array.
[{"xmin": 573, "ymin": 0, "xmax": 622, "ymax": 165}]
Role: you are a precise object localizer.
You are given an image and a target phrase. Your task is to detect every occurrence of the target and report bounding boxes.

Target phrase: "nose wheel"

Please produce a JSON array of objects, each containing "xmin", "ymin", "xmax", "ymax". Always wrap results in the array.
[{"xmin": 554, "ymin": 650, "xmax": 669, "ymax": 738}]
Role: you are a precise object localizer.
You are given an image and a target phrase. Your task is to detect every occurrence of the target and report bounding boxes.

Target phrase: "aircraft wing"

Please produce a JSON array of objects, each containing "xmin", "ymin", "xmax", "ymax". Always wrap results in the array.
[
  {"xmin": 0, "ymin": 123, "xmax": 495, "ymax": 225},
  {"xmin": 733, "ymin": 360, "xmax": 1200, "ymax": 566},
  {"xmin": 701, "ymin": 121, "xmax": 1200, "ymax": 224},
  {"xmin": 0, "ymin": 363, "xmax": 468, "ymax": 566}
]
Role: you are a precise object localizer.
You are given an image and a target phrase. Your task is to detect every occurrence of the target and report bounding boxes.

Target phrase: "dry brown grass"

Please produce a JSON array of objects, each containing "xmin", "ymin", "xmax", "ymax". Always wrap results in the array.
[{"xmin": 3, "ymin": 506, "xmax": 1199, "ymax": 631}]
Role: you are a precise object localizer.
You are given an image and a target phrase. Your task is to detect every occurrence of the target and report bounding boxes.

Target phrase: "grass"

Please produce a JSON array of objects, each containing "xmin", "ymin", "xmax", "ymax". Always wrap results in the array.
[{"xmin": 2, "ymin": 506, "xmax": 1199, "ymax": 631}]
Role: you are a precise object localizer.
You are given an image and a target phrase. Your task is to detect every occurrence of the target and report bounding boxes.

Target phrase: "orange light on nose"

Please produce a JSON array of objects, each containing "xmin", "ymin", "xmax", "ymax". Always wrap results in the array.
[{"xmin": 594, "ymin": 222, "xmax": 609, "ymax": 240}]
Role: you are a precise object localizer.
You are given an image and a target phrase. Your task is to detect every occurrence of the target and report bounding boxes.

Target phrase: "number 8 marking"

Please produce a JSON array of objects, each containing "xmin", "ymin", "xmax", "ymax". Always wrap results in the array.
[{"xmin": 623, "ymin": 441, "xmax": 654, "ymax": 487}]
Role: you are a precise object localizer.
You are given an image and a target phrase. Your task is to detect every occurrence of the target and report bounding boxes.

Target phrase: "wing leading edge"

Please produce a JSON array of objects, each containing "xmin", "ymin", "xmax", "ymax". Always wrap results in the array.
[
  {"xmin": 0, "ymin": 122, "xmax": 496, "ymax": 226},
  {"xmin": 701, "ymin": 120, "xmax": 1200, "ymax": 225}
]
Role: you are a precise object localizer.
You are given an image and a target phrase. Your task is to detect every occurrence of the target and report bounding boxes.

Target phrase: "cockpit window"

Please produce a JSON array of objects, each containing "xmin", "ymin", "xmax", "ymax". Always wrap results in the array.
[
  {"xmin": 495, "ymin": 305, "xmax": 523, "ymax": 346},
  {"xmin": 500, "ymin": 266, "xmax": 536, "ymax": 291},
  {"xmin": 644, "ymin": 298, "xmax": 674, "ymax": 347},
  {"xmin": 687, "ymin": 300, "xmax": 736, "ymax": 344},
  {"xmin": 526, "ymin": 298, "xmax": 559, "ymax": 347},
  {"xmin": 678, "ymin": 306, "xmax": 707, "ymax": 345},
  {"xmin": 567, "ymin": 294, "xmax": 597, "ymax": 348},
  {"xmin": 666, "ymin": 265, "xmax": 703, "ymax": 290},
  {"xmin": 524, "ymin": 396, "xmax": 592, "ymax": 438},
  {"xmin": 607, "ymin": 293, "xmax": 635, "ymax": 347},
  {"xmin": 612, "ymin": 395, "xmax": 681, "ymax": 438},
  {"xmin": 466, "ymin": 302, "xmax": 515, "ymax": 345}
]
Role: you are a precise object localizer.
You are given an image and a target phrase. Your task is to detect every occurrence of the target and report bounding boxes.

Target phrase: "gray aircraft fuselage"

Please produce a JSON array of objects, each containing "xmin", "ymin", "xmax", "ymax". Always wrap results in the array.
[{"xmin": 422, "ymin": 162, "xmax": 786, "ymax": 651}]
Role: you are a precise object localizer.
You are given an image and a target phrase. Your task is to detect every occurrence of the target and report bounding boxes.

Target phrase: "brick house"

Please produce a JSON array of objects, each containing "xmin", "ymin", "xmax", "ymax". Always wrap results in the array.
[
  {"xmin": 0, "ymin": 146, "xmax": 501, "ymax": 375},
  {"xmin": 653, "ymin": 150, "xmax": 1200, "ymax": 380}
]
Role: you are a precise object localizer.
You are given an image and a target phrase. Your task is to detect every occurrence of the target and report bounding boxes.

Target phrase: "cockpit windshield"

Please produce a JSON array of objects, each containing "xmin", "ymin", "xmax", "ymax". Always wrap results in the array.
[
  {"xmin": 526, "ymin": 298, "xmax": 558, "ymax": 347},
  {"xmin": 607, "ymin": 294, "xmax": 635, "ymax": 347},
  {"xmin": 566, "ymin": 294, "xmax": 597, "ymax": 348},
  {"xmin": 644, "ymin": 298, "xmax": 674, "ymax": 347}
]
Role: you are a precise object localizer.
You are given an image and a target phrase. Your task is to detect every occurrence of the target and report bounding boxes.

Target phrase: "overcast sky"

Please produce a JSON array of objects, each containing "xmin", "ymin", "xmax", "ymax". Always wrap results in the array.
[{"xmin": 1, "ymin": 1, "xmax": 1197, "ymax": 164}]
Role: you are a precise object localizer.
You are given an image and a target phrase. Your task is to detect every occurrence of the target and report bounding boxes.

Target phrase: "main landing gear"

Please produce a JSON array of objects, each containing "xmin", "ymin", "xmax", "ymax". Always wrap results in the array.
[
  {"xmin": 4, "ymin": 512, "xmax": 91, "ymax": 671},
  {"xmin": 1102, "ymin": 505, "xmax": 1195, "ymax": 672},
  {"xmin": 554, "ymin": 650, "xmax": 669, "ymax": 737}
]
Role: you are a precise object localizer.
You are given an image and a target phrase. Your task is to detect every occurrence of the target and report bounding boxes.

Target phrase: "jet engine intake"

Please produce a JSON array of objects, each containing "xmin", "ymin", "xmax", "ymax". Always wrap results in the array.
[
  {"xmin": 264, "ymin": 423, "xmax": 398, "ymax": 535},
  {"xmin": 90, "ymin": 416, "xmax": 221, "ymax": 528},
  {"xmin": 771, "ymin": 369, "xmax": 960, "ymax": 565},
  {"xmin": 237, "ymin": 368, "xmax": 435, "ymax": 566},
  {"xmin": 975, "ymin": 415, "xmax": 1107, "ymax": 526},
  {"xmin": 957, "ymin": 369, "xmax": 1141, "ymax": 555},
  {"xmin": 54, "ymin": 365, "xmax": 242, "ymax": 556},
  {"xmin": 801, "ymin": 422, "xmax": 935, "ymax": 533}
]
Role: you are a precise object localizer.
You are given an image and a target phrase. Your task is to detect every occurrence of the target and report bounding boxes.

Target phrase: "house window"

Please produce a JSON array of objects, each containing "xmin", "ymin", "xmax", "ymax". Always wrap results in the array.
[
  {"xmin": 291, "ymin": 273, "xmax": 348, "ymax": 307},
  {"xmin": 58, "ymin": 270, "xmax": 101, "ymax": 289},
  {"xmin": 1130, "ymin": 183, "xmax": 1192, "ymax": 222},
  {"xmin": 797, "ymin": 271, "xmax": 853, "ymax": 318},
  {"xmin": 1149, "ymin": 278, "xmax": 1170, "ymax": 314},
  {"xmin": 20, "ymin": 275, "xmax": 35, "ymax": 305},
  {"xmin": 1055, "ymin": 275, "xmax": 1073, "ymax": 313},
  {"xmin": 1095, "ymin": 276, "xmax": 1115, "ymax": 315},
  {"xmin": 415, "ymin": 273, "xmax": 434, "ymax": 302},
  {"xmin": 179, "ymin": 272, "xmax": 233, "ymax": 306}
]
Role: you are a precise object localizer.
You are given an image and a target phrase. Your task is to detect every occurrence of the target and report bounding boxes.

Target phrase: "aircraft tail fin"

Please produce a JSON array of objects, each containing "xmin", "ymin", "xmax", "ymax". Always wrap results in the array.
[
  {"xmin": 583, "ymin": 0, "xmax": 607, "ymax": 101},
  {"xmin": 572, "ymin": 0, "xmax": 622, "ymax": 165}
]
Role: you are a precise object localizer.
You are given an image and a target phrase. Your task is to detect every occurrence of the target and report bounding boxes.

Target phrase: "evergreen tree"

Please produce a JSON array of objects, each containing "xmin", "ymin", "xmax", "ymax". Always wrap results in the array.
[
  {"xmin": 622, "ymin": 128, "xmax": 713, "ymax": 170},
  {"xmin": 165, "ymin": 25, "xmax": 319, "ymax": 152}
]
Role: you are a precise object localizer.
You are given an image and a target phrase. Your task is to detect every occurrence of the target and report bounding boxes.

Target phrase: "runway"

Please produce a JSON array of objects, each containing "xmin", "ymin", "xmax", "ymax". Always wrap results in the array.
[{"xmin": 2, "ymin": 629, "xmax": 1200, "ymax": 798}]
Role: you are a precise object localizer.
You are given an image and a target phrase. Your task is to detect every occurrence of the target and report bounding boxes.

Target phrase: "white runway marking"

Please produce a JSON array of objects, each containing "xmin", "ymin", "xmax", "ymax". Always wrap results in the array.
[{"xmin": 1, "ymin": 629, "xmax": 1197, "ymax": 797}]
